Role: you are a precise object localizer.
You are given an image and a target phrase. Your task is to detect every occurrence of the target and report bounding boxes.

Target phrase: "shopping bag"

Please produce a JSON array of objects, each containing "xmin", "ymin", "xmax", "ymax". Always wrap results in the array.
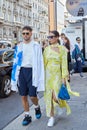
[{"xmin": 58, "ymin": 84, "xmax": 70, "ymax": 100}]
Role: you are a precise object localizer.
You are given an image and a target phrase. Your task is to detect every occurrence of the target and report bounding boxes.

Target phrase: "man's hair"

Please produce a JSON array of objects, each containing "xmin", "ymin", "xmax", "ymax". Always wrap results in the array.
[
  {"xmin": 76, "ymin": 37, "xmax": 81, "ymax": 41},
  {"xmin": 22, "ymin": 26, "xmax": 32, "ymax": 31}
]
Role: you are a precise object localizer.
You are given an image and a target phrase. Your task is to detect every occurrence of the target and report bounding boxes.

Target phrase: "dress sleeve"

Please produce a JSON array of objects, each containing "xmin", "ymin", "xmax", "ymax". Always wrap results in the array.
[
  {"xmin": 43, "ymin": 47, "xmax": 48, "ymax": 70},
  {"xmin": 61, "ymin": 46, "xmax": 68, "ymax": 78}
]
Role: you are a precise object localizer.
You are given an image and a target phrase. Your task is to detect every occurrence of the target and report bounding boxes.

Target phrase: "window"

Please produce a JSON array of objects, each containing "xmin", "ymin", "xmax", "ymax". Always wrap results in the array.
[
  {"xmin": 9, "ymin": 28, "xmax": 11, "ymax": 36},
  {"xmin": 3, "ymin": 28, "xmax": 6, "ymax": 35},
  {"xmin": 14, "ymin": 15, "xmax": 17, "ymax": 22}
]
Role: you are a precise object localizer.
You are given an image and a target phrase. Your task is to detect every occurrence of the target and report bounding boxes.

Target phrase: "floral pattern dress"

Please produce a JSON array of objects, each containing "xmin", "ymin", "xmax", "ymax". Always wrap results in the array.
[{"xmin": 43, "ymin": 44, "xmax": 79, "ymax": 117}]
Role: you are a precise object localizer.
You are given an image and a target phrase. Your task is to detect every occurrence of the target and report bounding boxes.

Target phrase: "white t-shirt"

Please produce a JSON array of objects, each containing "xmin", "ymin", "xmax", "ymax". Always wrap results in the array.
[{"xmin": 21, "ymin": 41, "xmax": 33, "ymax": 67}]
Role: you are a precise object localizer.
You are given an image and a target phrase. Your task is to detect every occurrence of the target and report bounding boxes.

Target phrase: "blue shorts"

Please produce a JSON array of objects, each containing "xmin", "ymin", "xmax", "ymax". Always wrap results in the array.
[{"xmin": 18, "ymin": 67, "xmax": 37, "ymax": 97}]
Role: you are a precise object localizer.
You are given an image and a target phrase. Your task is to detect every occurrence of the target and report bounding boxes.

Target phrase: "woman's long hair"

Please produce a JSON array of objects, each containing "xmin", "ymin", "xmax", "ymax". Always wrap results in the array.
[
  {"xmin": 64, "ymin": 36, "xmax": 70, "ymax": 44},
  {"xmin": 64, "ymin": 36, "xmax": 70, "ymax": 50}
]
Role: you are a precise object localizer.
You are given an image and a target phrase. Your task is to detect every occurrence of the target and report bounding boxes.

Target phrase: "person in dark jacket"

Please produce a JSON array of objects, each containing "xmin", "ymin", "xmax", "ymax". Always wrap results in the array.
[
  {"xmin": 71, "ymin": 37, "xmax": 84, "ymax": 77},
  {"xmin": 63, "ymin": 36, "xmax": 71, "ymax": 82}
]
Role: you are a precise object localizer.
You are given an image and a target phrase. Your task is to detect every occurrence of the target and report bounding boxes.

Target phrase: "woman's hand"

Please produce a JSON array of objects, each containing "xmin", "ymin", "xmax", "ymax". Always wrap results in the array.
[{"xmin": 62, "ymin": 78, "xmax": 66, "ymax": 85}]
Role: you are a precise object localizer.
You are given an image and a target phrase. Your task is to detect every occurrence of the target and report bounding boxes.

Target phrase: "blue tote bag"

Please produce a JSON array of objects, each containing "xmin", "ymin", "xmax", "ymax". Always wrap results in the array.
[{"xmin": 58, "ymin": 84, "xmax": 70, "ymax": 100}]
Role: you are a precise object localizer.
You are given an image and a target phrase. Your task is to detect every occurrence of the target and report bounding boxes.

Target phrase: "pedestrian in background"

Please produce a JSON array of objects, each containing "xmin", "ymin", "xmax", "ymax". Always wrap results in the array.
[
  {"xmin": 11, "ymin": 26, "xmax": 44, "ymax": 126},
  {"xmin": 71, "ymin": 37, "xmax": 84, "ymax": 77},
  {"xmin": 63, "ymin": 36, "xmax": 71, "ymax": 82},
  {"xmin": 42, "ymin": 39, "xmax": 49, "ymax": 53},
  {"xmin": 1, "ymin": 44, "xmax": 5, "ymax": 48},
  {"xmin": 43, "ymin": 30, "xmax": 70, "ymax": 127},
  {"xmin": 60, "ymin": 33, "xmax": 65, "ymax": 45}
]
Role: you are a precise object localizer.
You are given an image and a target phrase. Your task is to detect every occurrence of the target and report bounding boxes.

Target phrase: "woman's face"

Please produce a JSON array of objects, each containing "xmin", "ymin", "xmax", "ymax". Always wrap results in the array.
[
  {"xmin": 63, "ymin": 38, "xmax": 67, "ymax": 43},
  {"xmin": 47, "ymin": 32, "xmax": 58, "ymax": 44}
]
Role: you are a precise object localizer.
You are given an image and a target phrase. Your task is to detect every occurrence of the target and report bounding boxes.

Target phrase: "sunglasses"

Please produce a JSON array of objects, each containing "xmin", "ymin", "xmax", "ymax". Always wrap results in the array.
[
  {"xmin": 47, "ymin": 36, "xmax": 56, "ymax": 39},
  {"xmin": 22, "ymin": 32, "xmax": 30, "ymax": 35}
]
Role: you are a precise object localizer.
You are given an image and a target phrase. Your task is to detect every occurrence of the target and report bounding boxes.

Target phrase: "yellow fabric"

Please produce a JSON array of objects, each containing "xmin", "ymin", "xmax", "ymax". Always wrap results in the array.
[
  {"xmin": 43, "ymin": 44, "xmax": 80, "ymax": 117},
  {"xmin": 58, "ymin": 99, "xmax": 71, "ymax": 115},
  {"xmin": 43, "ymin": 45, "xmax": 68, "ymax": 116},
  {"xmin": 66, "ymin": 80, "xmax": 80, "ymax": 97}
]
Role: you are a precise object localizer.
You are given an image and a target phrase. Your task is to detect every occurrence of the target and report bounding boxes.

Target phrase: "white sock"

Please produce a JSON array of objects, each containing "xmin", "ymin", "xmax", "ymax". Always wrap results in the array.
[
  {"xmin": 34, "ymin": 105, "xmax": 39, "ymax": 109},
  {"xmin": 24, "ymin": 111, "xmax": 29, "ymax": 115}
]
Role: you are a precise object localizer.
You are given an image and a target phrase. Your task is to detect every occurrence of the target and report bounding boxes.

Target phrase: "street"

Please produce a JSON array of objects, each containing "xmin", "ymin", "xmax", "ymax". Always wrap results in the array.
[
  {"xmin": 0, "ymin": 92, "xmax": 23, "ymax": 130},
  {"xmin": 0, "ymin": 91, "xmax": 43, "ymax": 130},
  {"xmin": 2, "ymin": 72, "xmax": 87, "ymax": 130}
]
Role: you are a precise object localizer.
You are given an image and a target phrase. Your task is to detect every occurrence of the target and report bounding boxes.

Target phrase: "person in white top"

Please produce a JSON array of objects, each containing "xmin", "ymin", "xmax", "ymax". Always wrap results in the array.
[
  {"xmin": 11, "ymin": 26, "xmax": 44, "ymax": 126},
  {"xmin": 60, "ymin": 33, "xmax": 65, "ymax": 45}
]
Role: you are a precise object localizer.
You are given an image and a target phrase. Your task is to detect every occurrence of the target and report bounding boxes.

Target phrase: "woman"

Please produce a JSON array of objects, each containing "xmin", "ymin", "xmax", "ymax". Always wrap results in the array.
[
  {"xmin": 63, "ymin": 36, "xmax": 71, "ymax": 81},
  {"xmin": 43, "ymin": 30, "xmax": 79, "ymax": 127}
]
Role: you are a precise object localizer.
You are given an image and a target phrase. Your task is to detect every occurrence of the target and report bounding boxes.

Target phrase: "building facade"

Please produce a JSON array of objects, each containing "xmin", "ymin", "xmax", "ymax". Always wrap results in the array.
[{"xmin": 0, "ymin": 0, "xmax": 49, "ymax": 44}]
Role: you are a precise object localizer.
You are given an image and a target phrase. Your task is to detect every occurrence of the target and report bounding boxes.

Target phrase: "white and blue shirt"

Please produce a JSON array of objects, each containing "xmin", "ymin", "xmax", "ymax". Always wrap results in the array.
[{"xmin": 11, "ymin": 40, "xmax": 45, "ymax": 92}]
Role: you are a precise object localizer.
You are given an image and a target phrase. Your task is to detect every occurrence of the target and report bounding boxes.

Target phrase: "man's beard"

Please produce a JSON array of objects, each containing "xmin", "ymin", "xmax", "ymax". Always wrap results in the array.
[{"xmin": 24, "ymin": 37, "xmax": 31, "ymax": 41}]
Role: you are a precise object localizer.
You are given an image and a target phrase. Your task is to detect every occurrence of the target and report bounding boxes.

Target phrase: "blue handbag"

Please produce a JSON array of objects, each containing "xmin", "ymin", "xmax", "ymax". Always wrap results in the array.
[{"xmin": 58, "ymin": 84, "xmax": 70, "ymax": 100}]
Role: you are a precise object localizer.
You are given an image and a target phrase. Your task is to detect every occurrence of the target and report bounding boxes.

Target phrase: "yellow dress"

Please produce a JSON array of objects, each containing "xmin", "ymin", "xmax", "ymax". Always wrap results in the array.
[{"xmin": 43, "ymin": 44, "xmax": 79, "ymax": 117}]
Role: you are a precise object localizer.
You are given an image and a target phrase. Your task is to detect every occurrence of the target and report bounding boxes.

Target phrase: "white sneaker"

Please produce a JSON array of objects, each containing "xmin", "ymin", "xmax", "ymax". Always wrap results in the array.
[{"xmin": 47, "ymin": 117, "xmax": 55, "ymax": 127}]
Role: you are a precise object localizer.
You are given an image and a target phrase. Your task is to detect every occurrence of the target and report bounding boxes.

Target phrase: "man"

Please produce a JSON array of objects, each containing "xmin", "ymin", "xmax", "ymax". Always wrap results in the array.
[
  {"xmin": 11, "ymin": 26, "xmax": 44, "ymax": 126},
  {"xmin": 71, "ymin": 37, "xmax": 84, "ymax": 77}
]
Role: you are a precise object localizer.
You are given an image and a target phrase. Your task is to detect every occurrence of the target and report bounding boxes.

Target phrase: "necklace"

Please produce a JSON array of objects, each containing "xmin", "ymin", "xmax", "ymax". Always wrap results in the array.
[
  {"xmin": 51, "ymin": 43, "xmax": 59, "ymax": 47},
  {"xmin": 50, "ymin": 43, "xmax": 60, "ymax": 53}
]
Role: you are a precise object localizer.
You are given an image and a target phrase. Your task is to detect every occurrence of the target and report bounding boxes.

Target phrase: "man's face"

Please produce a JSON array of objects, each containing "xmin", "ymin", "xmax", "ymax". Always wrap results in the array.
[
  {"xmin": 22, "ymin": 29, "xmax": 32, "ymax": 41},
  {"xmin": 61, "ymin": 35, "xmax": 65, "ymax": 40},
  {"xmin": 76, "ymin": 38, "xmax": 81, "ymax": 44}
]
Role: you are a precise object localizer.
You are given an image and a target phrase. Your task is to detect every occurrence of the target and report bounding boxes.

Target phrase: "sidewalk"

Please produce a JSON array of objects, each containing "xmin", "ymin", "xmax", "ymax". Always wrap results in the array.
[{"xmin": 3, "ymin": 73, "xmax": 87, "ymax": 130}]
